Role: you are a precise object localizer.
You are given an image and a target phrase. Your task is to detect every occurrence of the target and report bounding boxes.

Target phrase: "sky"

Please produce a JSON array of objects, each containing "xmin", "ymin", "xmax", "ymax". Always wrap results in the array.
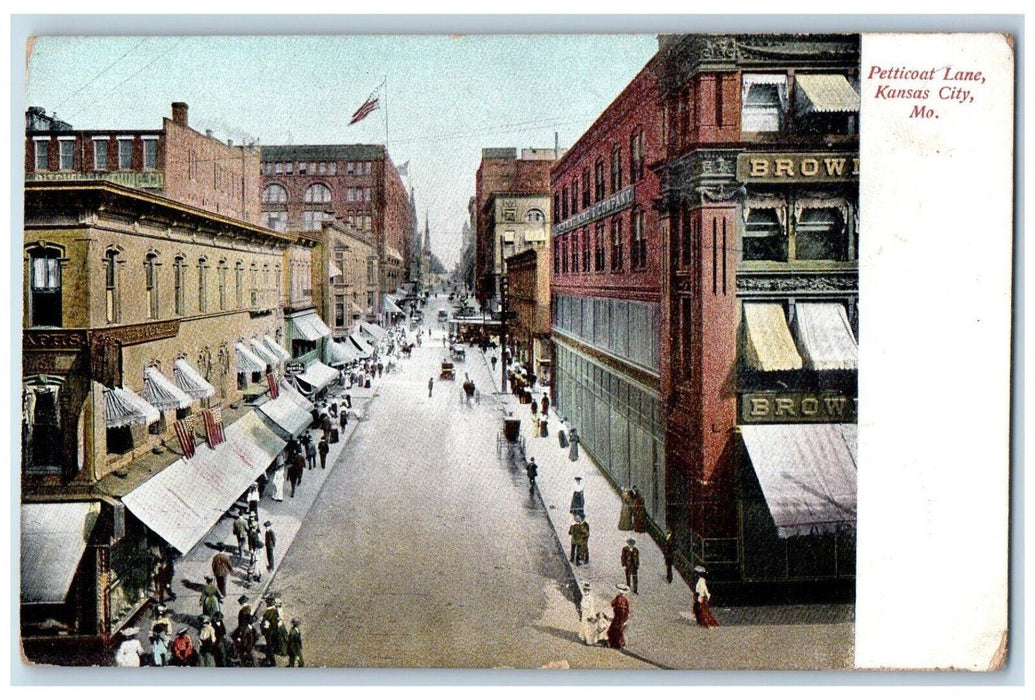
[{"xmin": 25, "ymin": 34, "xmax": 658, "ymax": 269}]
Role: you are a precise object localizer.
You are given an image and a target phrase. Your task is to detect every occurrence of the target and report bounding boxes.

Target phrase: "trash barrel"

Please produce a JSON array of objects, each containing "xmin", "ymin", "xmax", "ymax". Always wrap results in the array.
[{"xmin": 504, "ymin": 419, "xmax": 521, "ymax": 442}]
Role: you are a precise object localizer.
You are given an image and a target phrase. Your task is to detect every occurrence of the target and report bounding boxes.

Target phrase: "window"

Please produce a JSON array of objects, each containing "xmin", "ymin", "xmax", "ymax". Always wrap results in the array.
[
  {"xmin": 571, "ymin": 180, "xmax": 579, "ymax": 215},
  {"xmin": 335, "ymin": 295, "xmax": 346, "ymax": 326},
  {"xmin": 143, "ymin": 138, "xmax": 158, "ymax": 170},
  {"xmin": 117, "ymin": 138, "xmax": 133, "ymax": 169},
  {"xmin": 570, "ymin": 232, "xmax": 579, "ymax": 274},
  {"xmin": 235, "ymin": 262, "xmax": 245, "ymax": 308},
  {"xmin": 632, "ymin": 209, "xmax": 648, "ymax": 269},
  {"xmin": 275, "ymin": 264, "xmax": 282, "ymax": 302},
  {"xmin": 263, "ymin": 184, "xmax": 288, "ymax": 204},
  {"xmin": 328, "ymin": 162, "xmax": 337, "ymax": 175},
  {"xmin": 561, "ymin": 236, "xmax": 569, "ymax": 274},
  {"xmin": 741, "ymin": 75, "xmax": 787, "ymax": 132},
  {"xmin": 366, "ymin": 291, "xmax": 374, "ymax": 311},
  {"xmin": 582, "ymin": 229, "xmax": 591, "ymax": 273},
  {"xmin": 305, "ymin": 183, "xmax": 332, "ymax": 203},
  {"xmin": 250, "ymin": 263, "xmax": 259, "ymax": 306},
  {"xmin": 364, "ymin": 187, "xmax": 371, "ymax": 202},
  {"xmin": 33, "ymin": 139, "xmax": 48, "ymax": 171},
  {"xmin": 262, "ymin": 211, "xmax": 287, "ymax": 232},
  {"xmin": 581, "ymin": 169, "xmax": 590, "ymax": 208},
  {"xmin": 553, "ymin": 239, "xmax": 560, "ymax": 275},
  {"xmin": 594, "ymin": 160, "xmax": 605, "ymax": 202},
  {"xmin": 173, "ymin": 256, "xmax": 185, "ymax": 315},
  {"xmin": 284, "ymin": 162, "xmax": 293, "ymax": 175},
  {"xmin": 610, "ymin": 145, "xmax": 622, "ymax": 193},
  {"xmin": 561, "ymin": 187, "xmax": 569, "ymax": 221},
  {"xmin": 743, "ymin": 209, "xmax": 786, "ymax": 261},
  {"xmin": 58, "ymin": 139, "xmax": 75, "ymax": 170},
  {"xmin": 217, "ymin": 261, "xmax": 228, "ymax": 310},
  {"xmin": 347, "ymin": 187, "xmax": 355, "ymax": 203},
  {"xmin": 630, "ymin": 129, "xmax": 644, "ymax": 183},
  {"xmin": 29, "ymin": 248, "xmax": 62, "ymax": 327},
  {"xmin": 611, "ymin": 216, "xmax": 624, "ymax": 271},
  {"xmin": 594, "ymin": 222, "xmax": 606, "ymax": 271},
  {"xmin": 274, "ymin": 162, "xmax": 283, "ymax": 175},
  {"xmin": 303, "ymin": 211, "xmax": 332, "ymax": 231},
  {"xmin": 145, "ymin": 253, "xmax": 159, "ymax": 319},
  {"xmin": 526, "ymin": 209, "xmax": 545, "ymax": 223},
  {"xmin": 104, "ymin": 250, "xmax": 119, "ymax": 323},
  {"xmin": 198, "ymin": 259, "xmax": 208, "ymax": 312},
  {"xmin": 680, "ymin": 210, "xmax": 695, "ymax": 267},
  {"xmin": 93, "ymin": 138, "xmax": 108, "ymax": 170},
  {"xmin": 796, "ymin": 208, "xmax": 848, "ymax": 261},
  {"xmin": 554, "ymin": 193, "xmax": 561, "ymax": 221}
]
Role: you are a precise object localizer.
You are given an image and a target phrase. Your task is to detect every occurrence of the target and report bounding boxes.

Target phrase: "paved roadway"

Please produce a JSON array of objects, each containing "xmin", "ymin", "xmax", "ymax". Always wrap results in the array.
[{"xmin": 269, "ymin": 296, "xmax": 650, "ymax": 668}]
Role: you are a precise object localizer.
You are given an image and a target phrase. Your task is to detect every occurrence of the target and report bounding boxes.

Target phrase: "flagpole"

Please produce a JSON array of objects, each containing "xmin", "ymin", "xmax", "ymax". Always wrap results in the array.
[{"xmin": 383, "ymin": 75, "xmax": 389, "ymax": 148}]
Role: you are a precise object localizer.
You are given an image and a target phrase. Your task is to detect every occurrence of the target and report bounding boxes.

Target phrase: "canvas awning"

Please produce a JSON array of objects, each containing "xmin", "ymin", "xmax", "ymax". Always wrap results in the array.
[
  {"xmin": 235, "ymin": 342, "xmax": 267, "ymax": 373},
  {"xmin": 349, "ymin": 333, "xmax": 374, "ymax": 357},
  {"xmin": 21, "ymin": 502, "xmax": 99, "ymax": 604},
  {"xmin": 173, "ymin": 358, "xmax": 215, "ymax": 400},
  {"xmin": 250, "ymin": 339, "xmax": 280, "ymax": 368},
  {"xmin": 383, "ymin": 295, "xmax": 404, "ymax": 315},
  {"xmin": 257, "ymin": 390, "xmax": 314, "ymax": 440},
  {"xmin": 326, "ymin": 340, "xmax": 361, "ymax": 367},
  {"xmin": 104, "ymin": 386, "xmax": 161, "ymax": 428},
  {"xmin": 742, "ymin": 303, "xmax": 804, "ymax": 371},
  {"xmin": 143, "ymin": 367, "xmax": 193, "ymax": 411},
  {"xmin": 278, "ymin": 380, "xmax": 315, "ymax": 413},
  {"xmin": 793, "ymin": 303, "xmax": 859, "ymax": 371},
  {"xmin": 287, "ymin": 312, "xmax": 332, "ymax": 342},
  {"xmin": 264, "ymin": 335, "xmax": 292, "ymax": 363},
  {"xmin": 740, "ymin": 423, "xmax": 857, "ymax": 538},
  {"xmin": 386, "ymin": 246, "xmax": 403, "ymax": 262},
  {"xmin": 329, "ymin": 261, "xmax": 344, "ymax": 279},
  {"xmin": 796, "ymin": 74, "xmax": 860, "ymax": 114},
  {"xmin": 294, "ymin": 361, "xmax": 339, "ymax": 395},
  {"xmin": 224, "ymin": 411, "xmax": 285, "ymax": 476},
  {"xmin": 359, "ymin": 322, "xmax": 387, "ymax": 341}
]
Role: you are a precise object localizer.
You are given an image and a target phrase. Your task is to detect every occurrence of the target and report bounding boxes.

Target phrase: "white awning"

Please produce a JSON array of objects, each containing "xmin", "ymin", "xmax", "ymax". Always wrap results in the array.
[
  {"xmin": 359, "ymin": 322, "xmax": 387, "ymax": 341},
  {"xmin": 250, "ymin": 339, "xmax": 280, "ymax": 368},
  {"xmin": 257, "ymin": 392, "xmax": 314, "ymax": 440},
  {"xmin": 287, "ymin": 312, "xmax": 332, "ymax": 342},
  {"xmin": 740, "ymin": 423, "xmax": 857, "ymax": 538},
  {"xmin": 796, "ymin": 74, "xmax": 861, "ymax": 114},
  {"xmin": 383, "ymin": 295, "xmax": 404, "ymax": 315},
  {"xmin": 104, "ymin": 386, "xmax": 161, "ymax": 428},
  {"xmin": 278, "ymin": 380, "xmax": 315, "ymax": 413},
  {"xmin": 235, "ymin": 342, "xmax": 267, "ymax": 373},
  {"xmin": 264, "ymin": 335, "xmax": 292, "ymax": 363},
  {"xmin": 742, "ymin": 303, "xmax": 804, "ymax": 371},
  {"xmin": 793, "ymin": 303, "xmax": 859, "ymax": 371},
  {"xmin": 21, "ymin": 502, "xmax": 99, "ymax": 604},
  {"xmin": 294, "ymin": 361, "xmax": 339, "ymax": 395},
  {"xmin": 143, "ymin": 367, "xmax": 193, "ymax": 411},
  {"xmin": 349, "ymin": 333, "xmax": 374, "ymax": 357},
  {"xmin": 329, "ymin": 261, "xmax": 344, "ymax": 279},
  {"xmin": 223, "ymin": 411, "xmax": 286, "ymax": 477},
  {"xmin": 326, "ymin": 340, "xmax": 361, "ymax": 367},
  {"xmin": 386, "ymin": 246, "xmax": 403, "ymax": 262},
  {"xmin": 173, "ymin": 359, "xmax": 215, "ymax": 400}
]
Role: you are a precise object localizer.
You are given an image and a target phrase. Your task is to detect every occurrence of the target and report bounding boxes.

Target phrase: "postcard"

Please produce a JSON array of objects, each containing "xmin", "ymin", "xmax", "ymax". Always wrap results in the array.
[{"xmin": 15, "ymin": 28, "xmax": 1014, "ymax": 674}]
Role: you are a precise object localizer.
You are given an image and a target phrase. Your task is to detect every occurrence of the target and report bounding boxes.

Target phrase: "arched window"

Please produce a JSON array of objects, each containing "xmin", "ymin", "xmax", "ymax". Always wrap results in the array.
[
  {"xmin": 198, "ymin": 258, "xmax": 209, "ymax": 312},
  {"xmin": 104, "ymin": 249, "xmax": 120, "ymax": 323},
  {"xmin": 173, "ymin": 255, "xmax": 186, "ymax": 315},
  {"xmin": 28, "ymin": 246, "xmax": 63, "ymax": 327},
  {"xmin": 235, "ymin": 261, "xmax": 245, "ymax": 308},
  {"xmin": 216, "ymin": 260, "xmax": 227, "ymax": 311},
  {"xmin": 262, "ymin": 184, "xmax": 288, "ymax": 204},
  {"xmin": 304, "ymin": 183, "xmax": 332, "ymax": 203},
  {"xmin": 145, "ymin": 252, "xmax": 160, "ymax": 319},
  {"xmin": 525, "ymin": 208, "xmax": 545, "ymax": 223},
  {"xmin": 250, "ymin": 262, "xmax": 259, "ymax": 307}
]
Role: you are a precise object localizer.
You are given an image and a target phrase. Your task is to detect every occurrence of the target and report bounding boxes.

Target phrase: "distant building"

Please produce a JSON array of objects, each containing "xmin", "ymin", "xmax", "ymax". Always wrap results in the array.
[{"xmin": 505, "ymin": 246, "xmax": 552, "ymax": 387}]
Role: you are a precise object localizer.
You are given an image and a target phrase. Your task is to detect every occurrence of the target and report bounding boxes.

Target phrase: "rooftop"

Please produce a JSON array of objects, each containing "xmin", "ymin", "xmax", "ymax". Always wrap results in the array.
[{"xmin": 262, "ymin": 144, "xmax": 386, "ymax": 162}]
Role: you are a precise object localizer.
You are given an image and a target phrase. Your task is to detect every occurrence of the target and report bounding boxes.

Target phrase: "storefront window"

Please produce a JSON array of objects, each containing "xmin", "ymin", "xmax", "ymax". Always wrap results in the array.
[
  {"xmin": 743, "ymin": 209, "xmax": 786, "ymax": 261},
  {"xmin": 796, "ymin": 208, "xmax": 848, "ymax": 261}
]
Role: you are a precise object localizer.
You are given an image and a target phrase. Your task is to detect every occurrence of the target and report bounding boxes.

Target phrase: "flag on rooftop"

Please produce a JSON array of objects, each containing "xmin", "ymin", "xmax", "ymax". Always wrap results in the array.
[
  {"xmin": 397, "ymin": 160, "xmax": 409, "ymax": 176},
  {"xmin": 349, "ymin": 87, "xmax": 381, "ymax": 126}
]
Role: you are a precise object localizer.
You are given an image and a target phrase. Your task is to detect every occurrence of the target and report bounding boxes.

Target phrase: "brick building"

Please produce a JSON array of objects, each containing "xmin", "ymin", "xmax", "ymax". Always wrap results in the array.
[
  {"xmin": 505, "ymin": 245, "xmax": 552, "ymax": 386},
  {"xmin": 25, "ymin": 102, "xmax": 263, "ymax": 225}
]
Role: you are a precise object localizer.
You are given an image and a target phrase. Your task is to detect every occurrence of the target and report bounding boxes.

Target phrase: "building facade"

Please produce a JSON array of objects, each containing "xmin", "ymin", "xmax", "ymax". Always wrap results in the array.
[
  {"xmin": 505, "ymin": 246, "xmax": 552, "ymax": 386},
  {"xmin": 319, "ymin": 220, "xmax": 378, "ymax": 338}
]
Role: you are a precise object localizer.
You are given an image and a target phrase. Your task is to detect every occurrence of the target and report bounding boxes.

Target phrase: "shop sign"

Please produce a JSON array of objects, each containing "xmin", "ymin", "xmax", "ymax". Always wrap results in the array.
[
  {"xmin": 740, "ymin": 391, "xmax": 857, "ymax": 423},
  {"xmin": 553, "ymin": 186, "xmax": 634, "ymax": 235},
  {"xmin": 736, "ymin": 153, "xmax": 859, "ymax": 183},
  {"xmin": 26, "ymin": 171, "xmax": 165, "ymax": 189},
  {"xmin": 285, "ymin": 361, "xmax": 305, "ymax": 375}
]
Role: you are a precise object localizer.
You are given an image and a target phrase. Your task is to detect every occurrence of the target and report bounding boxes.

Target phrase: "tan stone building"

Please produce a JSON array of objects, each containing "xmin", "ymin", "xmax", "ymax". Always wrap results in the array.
[
  {"xmin": 316, "ymin": 220, "xmax": 378, "ymax": 338},
  {"xmin": 485, "ymin": 191, "xmax": 551, "ymax": 303},
  {"xmin": 505, "ymin": 246, "xmax": 552, "ymax": 386}
]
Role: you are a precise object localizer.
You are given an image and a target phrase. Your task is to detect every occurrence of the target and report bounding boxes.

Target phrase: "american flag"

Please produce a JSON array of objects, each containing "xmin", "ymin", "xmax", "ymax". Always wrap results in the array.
[
  {"xmin": 173, "ymin": 419, "xmax": 196, "ymax": 459},
  {"xmin": 349, "ymin": 88, "xmax": 381, "ymax": 125},
  {"xmin": 267, "ymin": 372, "xmax": 280, "ymax": 399},
  {"xmin": 202, "ymin": 409, "xmax": 224, "ymax": 448}
]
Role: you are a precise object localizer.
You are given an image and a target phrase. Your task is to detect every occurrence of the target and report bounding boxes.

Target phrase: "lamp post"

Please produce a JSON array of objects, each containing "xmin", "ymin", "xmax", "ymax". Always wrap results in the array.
[{"xmin": 500, "ymin": 272, "xmax": 508, "ymax": 393}]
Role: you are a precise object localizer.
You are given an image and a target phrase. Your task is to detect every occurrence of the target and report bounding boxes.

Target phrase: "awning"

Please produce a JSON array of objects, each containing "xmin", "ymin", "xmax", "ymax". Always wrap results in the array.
[
  {"xmin": 174, "ymin": 358, "xmax": 215, "ymax": 400},
  {"xmin": 294, "ymin": 361, "xmax": 339, "ymax": 395},
  {"xmin": 250, "ymin": 339, "xmax": 280, "ymax": 368},
  {"xmin": 796, "ymin": 74, "xmax": 860, "ymax": 114},
  {"xmin": 279, "ymin": 380, "xmax": 315, "ymax": 413},
  {"xmin": 264, "ymin": 335, "xmax": 292, "ymax": 363},
  {"xmin": 742, "ymin": 303, "xmax": 804, "ymax": 371},
  {"xmin": 793, "ymin": 303, "xmax": 858, "ymax": 371},
  {"xmin": 350, "ymin": 301, "xmax": 364, "ymax": 316},
  {"xmin": 386, "ymin": 246, "xmax": 403, "ymax": 262},
  {"xmin": 329, "ymin": 261, "xmax": 343, "ymax": 279},
  {"xmin": 349, "ymin": 333, "xmax": 374, "ymax": 358},
  {"xmin": 143, "ymin": 367, "xmax": 193, "ymax": 411},
  {"xmin": 257, "ymin": 390, "xmax": 314, "ymax": 440},
  {"xmin": 21, "ymin": 502, "xmax": 99, "ymax": 604},
  {"xmin": 359, "ymin": 322, "xmax": 387, "ymax": 341},
  {"xmin": 326, "ymin": 340, "xmax": 361, "ymax": 366},
  {"xmin": 104, "ymin": 386, "xmax": 161, "ymax": 428},
  {"xmin": 740, "ymin": 423, "xmax": 857, "ymax": 538},
  {"xmin": 224, "ymin": 411, "xmax": 286, "ymax": 477},
  {"xmin": 287, "ymin": 312, "xmax": 332, "ymax": 342},
  {"xmin": 235, "ymin": 342, "xmax": 267, "ymax": 373},
  {"xmin": 383, "ymin": 295, "xmax": 404, "ymax": 315}
]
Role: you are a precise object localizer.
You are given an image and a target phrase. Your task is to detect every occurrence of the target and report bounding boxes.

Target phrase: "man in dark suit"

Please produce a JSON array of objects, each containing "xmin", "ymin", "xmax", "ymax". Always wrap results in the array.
[{"xmin": 621, "ymin": 538, "xmax": 640, "ymax": 594}]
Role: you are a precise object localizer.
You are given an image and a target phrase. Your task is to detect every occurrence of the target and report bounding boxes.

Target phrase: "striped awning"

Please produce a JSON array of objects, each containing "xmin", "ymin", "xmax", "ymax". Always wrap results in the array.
[
  {"xmin": 264, "ymin": 335, "xmax": 292, "ymax": 363},
  {"xmin": 383, "ymin": 295, "xmax": 404, "ymax": 315},
  {"xmin": 288, "ymin": 312, "xmax": 332, "ymax": 342},
  {"xmin": 279, "ymin": 380, "xmax": 315, "ymax": 413},
  {"xmin": 257, "ymin": 390, "xmax": 314, "ymax": 440},
  {"xmin": 143, "ymin": 367, "xmax": 193, "ymax": 411},
  {"xmin": 796, "ymin": 74, "xmax": 860, "ymax": 114},
  {"xmin": 236, "ymin": 342, "xmax": 267, "ymax": 373},
  {"xmin": 21, "ymin": 502, "xmax": 100, "ymax": 604},
  {"xmin": 173, "ymin": 359, "xmax": 215, "ymax": 400},
  {"xmin": 104, "ymin": 386, "xmax": 161, "ymax": 428},
  {"xmin": 742, "ymin": 303, "xmax": 804, "ymax": 371},
  {"xmin": 294, "ymin": 361, "xmax": 339, "ymax": 395},
  {"xmin": 793, "ymin": 303, "xmax": 858, "ymax": 371},
  {"xmin": 360, "ymin": 322, "xmax": 387, "ymax": 341},
  {"xmin": 250, "ymin": 339, "xmax": 280, "ymax": 367},
  {"xmin": 224, "ymin": 411, "xmax": 285, "ymax": 476},
  {"xmin": 740, "ymin": 423, "xmax": 857, "ymax": 538}
]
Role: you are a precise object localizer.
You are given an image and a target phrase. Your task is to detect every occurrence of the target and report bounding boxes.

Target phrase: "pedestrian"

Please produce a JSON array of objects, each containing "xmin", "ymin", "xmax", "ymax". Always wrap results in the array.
[
  {"xmin": 212, "ymin": 611, "xmax": 230, "ymax": 667},
  {"xmin": 246, "ymin": 517, "xmax": 262, "ymax": 577},
  {"xmin": 289, "ymin": 451, "xmax": 305, "ymax": 497},
  {"xmin": 631, "ymin": 486, "xmax": 648, "ymax": 533},
  {"xmin": 237, "ymin": 594, "xmax": 253, "ymax": 630},
  {"xmin": 198, "ymin": 616, "xmax": 218, "ymax": 667},
  {"xmin": 247, "ymin": 483, "xmax": 260, "ymax": 518},
  {"xmin": 153, "ymin": 552, "xmax": 175, "ymax": 604},
  {"xmin": 114, "ymin": 627, "xmax": 144, "ymax": 667},
  {"xmin": 151, "ymin": 603, "xmax": 173, "ymax": 640},
  {"xmin": 525, "ymin": 457, "xmax": 538, "ymax": 495},
  {"xmin": 558, "ymin": 425, "xmax": 569, "ymax": 449},
  {"xmin": 200, "ymin": 575, "xmax": 222, "ymax": 618},
  {"xmin": 541, "ymin": 393, "xmax": 549, "ymax": 417},
  {"xmin": 618, "ymin": 489, "xmax": 634, "ymax": 531},
  {"xmin": 318, "ymin": 435, "xmax": 329, "ymax": 469},
  {"xmin": 578, "ymin": 583, "xmax": 610, "ymax": 646},
  {"xmin": 530, "ymin": 401, "xmax": 539, "ymax": 437},
  {"xmin": 340, "ymin": 406, "xmax": 349, "ymax": 429},
  {"xmin": 692, "ymin": 566, "xmax": 720, "ymax": 628},
  {"xmin": 491, "ymin": 355, "xmax": 498, "ymax": 371},
  {"xmin": 304, "ymin": 434, "xmax": 317, "ymax": 470},
  {"xmin": 211, "ymin": 549, "xmax": 234, "ymax": 597},
  {"xmin": 287, "ymin": 618, "xmax": 304, "ymax": 667},
  {"xmin": 428, "ymin": 376, "xmax": 434, "ymax": 397},
  {"xmin": 260, "ymin": 597, "xmax": 283, "ymax": 666},
  {"xmin": 569, "ymin": 476, "xmax": 586, "ymax": 520},
  {"xmin": 264, "ymin": 520, "xmax": 277, "ymax": 572},
  {"xmin": 271, "ymin": 463, "xmax": 285, "ymax": 501},
  {"xmin": 233, "ymin": 597, "xmax": 257, "ymax": 667},
  {"xmin": 663, "ymin": 530, "xmax": 675, "ymax": 584},
  {"xmin": 171, "ymin": 627, "xmax": 197, "ymax": 666},
  {"xmin": 568, "ymin": 427, "xmax": 581, "ymax": 461},
  {"xmin": 344, "ymin": 394, "xmax": 352, "ymax": 409},
  {"xmin": 150, "ymin": 628, "xmax": 171, "ymax": 667},
  {"xmin": 607, "ymin": 584, "xmax": 631, "ymax": 649},
  {"xmin": 377, "ymin": 361, "xmax": 383, "ymax": 378},
  {"xmin": 320, "ymin": 412, "xmax": 332, "ymax": 435},
  {"xmin": 233, "ymin": 513, "xmax": 249, "ymax": 555},
  {"xmin": 621, "ymin": 538, "xmax": 640, "ymax": 594},
  {"xmin": 568, "ymin": 515, "xmax": 590, "ymax": 566}
]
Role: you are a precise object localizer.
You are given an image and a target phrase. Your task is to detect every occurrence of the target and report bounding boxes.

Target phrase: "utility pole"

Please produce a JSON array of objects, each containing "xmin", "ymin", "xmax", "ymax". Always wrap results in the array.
[{"xmin": 500, "ymin": 272, "xmax": 508, "ymax": 393}]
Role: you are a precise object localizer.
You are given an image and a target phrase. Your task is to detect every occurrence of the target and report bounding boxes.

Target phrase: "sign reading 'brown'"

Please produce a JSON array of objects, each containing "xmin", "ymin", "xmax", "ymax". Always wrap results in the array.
[
  {"xmin": 741, "ymin": 391, "xmax": 857, "ymax": 424},
  {"xmin": 736, "ymin": 153, "xmax": 860, "ymax": 183}
]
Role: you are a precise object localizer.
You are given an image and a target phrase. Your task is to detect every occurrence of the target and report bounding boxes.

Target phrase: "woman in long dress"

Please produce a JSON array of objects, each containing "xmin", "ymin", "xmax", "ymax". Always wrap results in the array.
[
  {"xmin": 578, "ymin": 583, "xmax": 610, "ymax": 646},
  {"xmin": 270, "ymin": 465, "xmax": 285, "ymax": 502},
  {"xmin": 692, "ymin": 566, "xmax": 720, "ymax": 628},
  {"xmin": 114, "ymin": 627, "xmax": 143, "ymax": 666},
  {"xmin": 568, "ymin": 427, "xmax": 580, "ymax": 461},
  {"xmin": 618, "ymin": 489, "xmax": 634, "ymax": 531}
]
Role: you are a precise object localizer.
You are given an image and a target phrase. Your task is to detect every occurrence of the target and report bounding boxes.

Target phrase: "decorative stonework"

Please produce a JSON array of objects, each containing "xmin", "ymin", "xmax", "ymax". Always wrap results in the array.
[{"xmin": 736, "ymin": 273, "xmax": 858, "ymax": 293}]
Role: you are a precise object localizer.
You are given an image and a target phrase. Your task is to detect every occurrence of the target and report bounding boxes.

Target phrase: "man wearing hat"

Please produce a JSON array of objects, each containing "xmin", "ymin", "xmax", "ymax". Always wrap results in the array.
[
  {"xmin": 232, "ymin": 596, "xmax": 257, "ymax": 667},
  {"xmin": 200, "ymin": 575, "xmax": 222, "ymax": 617},
  {"xmin": 264, "ymin": 520, "xmax": 277, "ymax": 572},
  {"xmin": 621, "ymin": 538, "xmax": 640, "ymax": 594},
  {"xmin": 198, "ymin": 615, "xmax": 218, "ymax": 667},
  {"xmin": 525, "ymin": 457, "xmax": 538, "ymax": 496},
  {"xmin": 211, "ymin": 549, "xmax": 234, "ymax": 597},
  {"xmin": 233, "ymin": 512, "xmax": 249, "ymax": 556},
  {"xmin": 607, "ymin": 584, "xmax": 631, "ymax": 649},
  {"xmin": 286, "ymin": 618, "xmax": 304, "ymax": 667},
  {"xmin": 568, "ymin": 514, "xmax": 590, "ymax": 566},
  {"xmin": 260, "ymin": 597, "xmax": 283, "ymax": 666},
  {"xmin": 212, "ymin": 611, "xmax": 230, "ymax": 667}
]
